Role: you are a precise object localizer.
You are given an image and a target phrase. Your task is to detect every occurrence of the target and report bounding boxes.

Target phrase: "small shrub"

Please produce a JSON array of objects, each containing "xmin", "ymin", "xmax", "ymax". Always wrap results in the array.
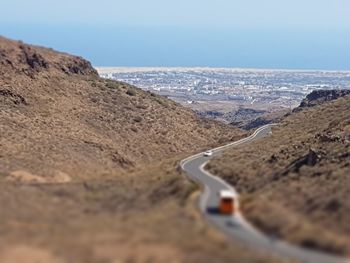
[
  {"xmin": 126, "ymin": 89, "xmax": 136, "ymax": 96},
  {"xmin": 130, "ymin": 126, "xmax": 138, "ymax": 132},
  {"xmin": 136, "ymin": 104, "xmax": 148, "ymax": 110},
  {"xmin": 155, "ymin": 98, "xmax": 168, "ymax": 107},
  {"xmin": 106, "ymin": 82, "xmax": 120, "ymax": 89},
  {"xmin": 133, "ymin": 116, "xmax": 142, "ymax": 123},
  {"xmin": 204, "ymin": 123, "xmax": 212, "ymax": 129},
  {"xmin": 146, "ymin": 91, "xmax": 158, "ymax": 97}
]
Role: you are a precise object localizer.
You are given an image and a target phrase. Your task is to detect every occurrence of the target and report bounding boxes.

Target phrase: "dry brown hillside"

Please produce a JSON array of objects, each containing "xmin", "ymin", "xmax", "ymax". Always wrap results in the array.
[
  {"xmin": 0, "ymin": 36, "xmax": 242, "ymax": 182},
  {"xmin": 0, "ymin": 37, "xmax": 289, "ymax": 263},
  {"xmin": 207, "ymin": 94, "xmax": 350, "ymax": 256}
]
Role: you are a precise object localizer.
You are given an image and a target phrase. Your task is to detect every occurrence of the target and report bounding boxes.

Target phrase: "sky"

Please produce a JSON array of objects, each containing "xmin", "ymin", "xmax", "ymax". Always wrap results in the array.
[{"xmin": 1, "ymin": 0, "xmax": 350, "ymax": 69}]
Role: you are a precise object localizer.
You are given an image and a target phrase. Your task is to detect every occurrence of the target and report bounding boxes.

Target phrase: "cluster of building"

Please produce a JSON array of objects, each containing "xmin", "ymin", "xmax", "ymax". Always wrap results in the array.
[{"xmin": 97, "ymin": 67, "xmax": 350, "ymax": 110}]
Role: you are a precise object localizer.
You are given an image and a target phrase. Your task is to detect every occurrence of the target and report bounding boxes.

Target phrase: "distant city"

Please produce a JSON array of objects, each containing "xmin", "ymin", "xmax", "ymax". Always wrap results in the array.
[{"xmin": 96, "ymin": 67, "xmax": 350, "ymax": 123}]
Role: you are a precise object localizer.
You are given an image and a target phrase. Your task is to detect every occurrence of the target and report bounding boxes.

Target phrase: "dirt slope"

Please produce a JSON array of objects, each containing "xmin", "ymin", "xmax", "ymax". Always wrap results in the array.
[
  {"xmin": 207, "ymin": 94, "xmax": 350, "ymax": 256},
  {"xmin": 0, "ymin": 37, "xmax": 290, "ymax": 263},
  {"xmin": 0, "ymin": 36, "xmax": 241, "ymax": 182},
  {"xmin": 0, "ymin": 159, "xmax": 291, "ymax": 263}
]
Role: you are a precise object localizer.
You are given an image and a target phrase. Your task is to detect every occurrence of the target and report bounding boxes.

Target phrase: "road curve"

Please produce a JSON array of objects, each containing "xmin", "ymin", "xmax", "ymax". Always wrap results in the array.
[{"xmin": 180, "ymin": 124, "xmax": 349, "ymax": 263}]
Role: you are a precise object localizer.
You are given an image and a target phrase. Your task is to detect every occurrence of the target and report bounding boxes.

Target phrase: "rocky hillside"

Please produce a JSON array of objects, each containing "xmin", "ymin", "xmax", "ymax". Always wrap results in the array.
[
  {"xmin": 197, "ymin": 107, "xmax": 287, "ymax": 130},
  {"xmin": 295, "ymin": 89, "xmax": 350, "ymax": 111},
  {"xmin": 207, "ymin": 93, "xmax": 350, "ymax": 255},
  {"xmin": 0, "ymin": 37, "xmax": 97, "ymax": 77},
  {"xmin": 228, "ymin": 108, "xmax": 287, "ymax": 130},
  {"xmin": 0, "ymin": 36, "xmax": 242, "ymax": 183},
  {"xmin": 0, "ymin": 37, "xmax": 289, "ymax": 263}
]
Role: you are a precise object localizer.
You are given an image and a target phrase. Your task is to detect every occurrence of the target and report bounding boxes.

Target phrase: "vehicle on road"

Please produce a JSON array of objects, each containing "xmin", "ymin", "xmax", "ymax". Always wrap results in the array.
[
  {"xmin": 219, "ymin": 190, "xmax": 235, "ymax": 214},
  {"xmin": 203, "ymin": 150, "xmax": 213, "ymax": 157}
]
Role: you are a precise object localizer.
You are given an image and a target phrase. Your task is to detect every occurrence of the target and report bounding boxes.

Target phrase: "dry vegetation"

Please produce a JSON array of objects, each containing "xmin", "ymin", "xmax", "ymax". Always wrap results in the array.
[
  {"xmin": 0, "ymin": 36, "xmax": 289, "ymax": 262},
  {"xmin": 0, "ymin": 159, "xmax": 290, "ymax": 263},
  {"xmin": 207, "ymin": 95, "xmax": 350, "ymax": 256},
  {"xmin": 0, "ymin": 36, "xmax": 242, "ymax": 182}
]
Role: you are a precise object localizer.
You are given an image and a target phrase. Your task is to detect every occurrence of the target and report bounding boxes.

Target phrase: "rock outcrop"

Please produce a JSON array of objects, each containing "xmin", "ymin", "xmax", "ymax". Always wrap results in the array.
[
  {"xmin": 0, "ymin": 36, "xmax": 98, "ymax": 77},
  {"xmin": 294, "ymin": 89, "xmax": 350, "ymax": 112}
]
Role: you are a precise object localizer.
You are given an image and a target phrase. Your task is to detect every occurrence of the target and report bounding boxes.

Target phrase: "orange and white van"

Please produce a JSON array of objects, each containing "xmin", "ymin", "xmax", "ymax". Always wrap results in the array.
[{"xmin": 219, "ymin": 190, "xmax": 235, "ymax": 215}]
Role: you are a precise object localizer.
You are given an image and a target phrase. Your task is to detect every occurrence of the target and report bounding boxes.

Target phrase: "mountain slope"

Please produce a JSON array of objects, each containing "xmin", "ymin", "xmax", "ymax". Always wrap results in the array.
[
  {"xmin": 296, "ymin": 89, "xmax": 350, "ymax": 110},
  {"xmin": 207, "ymin": 93, "xmax": 350, "ymax": 255},
  {"xmin": 0, "ymin": 37, "xmax": 290, "ymax": 263},
  {"xmin": 0, "ymin": 36, "xmax": 241, "ymax": 182}
]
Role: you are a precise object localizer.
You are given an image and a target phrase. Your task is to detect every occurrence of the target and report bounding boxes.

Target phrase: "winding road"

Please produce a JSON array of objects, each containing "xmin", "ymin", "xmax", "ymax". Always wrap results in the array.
[{"xmin": 180, "ymin": 124, "xmax": 348, "ymax": 263}]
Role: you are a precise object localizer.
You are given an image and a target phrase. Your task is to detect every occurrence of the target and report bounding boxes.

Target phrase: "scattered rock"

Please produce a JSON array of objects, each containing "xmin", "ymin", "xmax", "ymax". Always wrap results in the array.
[
  {"xmin": 63, "ymin": 56, "xmax": 98, "ymax": 76},
  {"xmin": 0, "ymin": 89, "xmax": 28, "ymax": 105},
  {"xmin": 281, "ymin": 148, "xmax": 321, "ymax": 176},
  {"xmin": 325, "ymin": 199, "xmax": 341, "ymax": 212},
  {"xmin": 111, "ymin": 152, "xmax": 134, "ymax": 168},
  {"xmin": 316, "ymin": 132, "xmax": 343, "ymax": 143},
  {"xmin": 19, "ymin": 44, "xmax": 49, "ymax": 72},
  {"xmin": 268, "ymin": 154, "xmax": 278, "ymax": 163},
  {"xmin": 242, "ymin": 117, "xmax": 272, "ymax": 130},
  {"xmin": 294, "ymin": 89, "xmax": 350, "ymax": 112}
]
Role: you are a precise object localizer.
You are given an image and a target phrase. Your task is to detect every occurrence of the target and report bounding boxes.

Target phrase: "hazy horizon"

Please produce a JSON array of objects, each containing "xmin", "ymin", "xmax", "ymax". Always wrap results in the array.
[
  {"xmin": 1, "ymin": 0, "xmax": 350, "ymax": 70},
  {"xmin": 95, "ymin": 66, "xmax": 350, "ymax": 73}
]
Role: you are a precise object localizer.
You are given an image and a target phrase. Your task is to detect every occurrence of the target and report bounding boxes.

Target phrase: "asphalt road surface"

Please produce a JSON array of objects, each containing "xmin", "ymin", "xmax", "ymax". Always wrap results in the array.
[{"xmin": 180, "ymin": 124, "xmax": 349, "ymax": 263}]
